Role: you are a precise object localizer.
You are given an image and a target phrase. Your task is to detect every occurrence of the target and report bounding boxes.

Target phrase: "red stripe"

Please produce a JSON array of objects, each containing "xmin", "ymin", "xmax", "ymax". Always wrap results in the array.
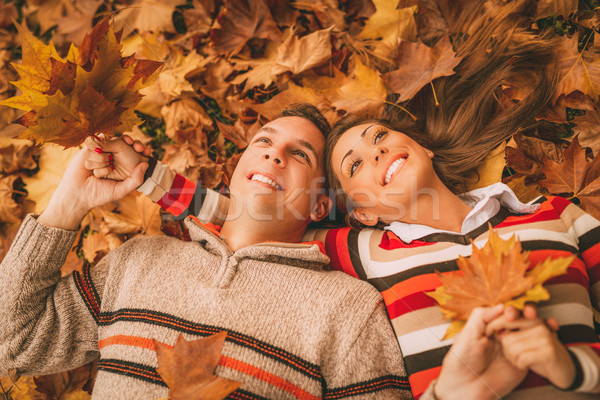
[
  {"xmin": 379, "ymin": 231, "xmax": 436, "ymax": 250},
  {"xmin": 582, "ymin": 244, "xmax": 600, "ymax": 270},
  {"xmin": 326, "ymin": 228, "xmax": 359, "ymax": 278},
  {"xmin": 386, "ymin": 292, "xmax": 437, "ymax": 320},
  {"xmin": 157, "ymin": 175, "xmax": 196, "ymax": 216}
]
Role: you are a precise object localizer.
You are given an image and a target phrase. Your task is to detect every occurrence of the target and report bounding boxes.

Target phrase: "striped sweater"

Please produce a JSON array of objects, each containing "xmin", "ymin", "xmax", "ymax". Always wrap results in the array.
[
  {"xmin": 0, "ymin": 215, "xmax": 411, "ymax": 399},
  {"xmin": 139, "ymin": 160, "xmax": 600, "ymax": 399}
]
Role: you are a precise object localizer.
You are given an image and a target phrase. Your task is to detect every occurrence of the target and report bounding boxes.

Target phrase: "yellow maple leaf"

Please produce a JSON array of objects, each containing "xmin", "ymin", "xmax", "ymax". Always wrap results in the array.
[
  {"xmin": 0, "ymin": 19, "xmax": 162, "ymax": 148},
  {"xmin": 427, "ymin": 226, "xmax": 574, "ymax": 339}
]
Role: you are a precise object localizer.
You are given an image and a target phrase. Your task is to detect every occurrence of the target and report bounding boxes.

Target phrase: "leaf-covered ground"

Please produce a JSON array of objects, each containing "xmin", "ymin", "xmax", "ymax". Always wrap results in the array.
[{"xmin": 0, "ymin": 0, "xmax": 599, "ymax": 398}]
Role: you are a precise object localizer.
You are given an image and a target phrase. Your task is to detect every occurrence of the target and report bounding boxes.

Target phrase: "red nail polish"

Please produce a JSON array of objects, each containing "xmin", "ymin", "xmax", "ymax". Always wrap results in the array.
[
  {"xmin": 108, "ymin": 154, "xmax": 113, "ymax": 161},
  {"xmin": 111, "ymin": 166, "xmax": 115, "ymax": 170},
  {"xmin": 94, "ymin": 147, "xmax": 103, "ymax": 154},
  {"xmin": 93, "ymin": 134, "xmax": 101, "ymax": 141}
]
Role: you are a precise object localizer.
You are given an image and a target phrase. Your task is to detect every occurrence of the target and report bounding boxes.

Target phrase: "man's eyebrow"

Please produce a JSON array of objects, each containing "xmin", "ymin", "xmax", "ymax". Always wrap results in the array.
[{"xmin": 253, "ymin": 126, "xmax": 320, "ymax": 166}]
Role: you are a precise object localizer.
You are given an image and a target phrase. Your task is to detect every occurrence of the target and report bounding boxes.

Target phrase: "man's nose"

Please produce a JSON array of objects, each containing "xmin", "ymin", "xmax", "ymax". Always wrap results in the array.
[{"xmin": 263, "ymin": 150, "xmax": 286, "ymax": 167}]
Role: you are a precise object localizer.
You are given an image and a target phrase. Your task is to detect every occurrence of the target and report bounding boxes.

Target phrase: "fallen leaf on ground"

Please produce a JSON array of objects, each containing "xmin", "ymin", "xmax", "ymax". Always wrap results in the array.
[
  {"xmin": 427, "ymin": 227, "xmax": 574, "ymax": 339},
  {"xmin": 154, "ymin": 332, "xmax": 241, "ymax": 400},
  {"xmin": 555, "ymin": 35, "xmax": 600, "ymax": 103},
  {"xmin": 538, "ymin": 136, "xmax": 600, "ymax": 219},
  {"xmin": 384, "ymin": 36, "xmax": 462, "ymax": 102},
  {"xmin": 0, "ymin": 175, "xmax": 25, "ymax": 224},
  {"xmin": 466, "ymin": 142, "xmax": 506, "ymax": 191},
  {"xmin": 272, "ymin": 26, "xmax": 333, "ymax": 76},
  {"xmin": 115, "ymin": 0, "xmax": 186, "ymax": 36}
]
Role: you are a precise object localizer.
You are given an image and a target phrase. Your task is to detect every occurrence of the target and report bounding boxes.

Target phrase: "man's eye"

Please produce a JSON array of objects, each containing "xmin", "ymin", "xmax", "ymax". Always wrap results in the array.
[
  {"xmin": 257, "ymin": 137, "xmax": 270, "ymax": 144},
  {"xmin": 295, "ymin": 150, "xmax": 308, "ymax": 160},
  {"xmin": 374, "ymin": 130, "xmax": 387, "ymax": 144}
]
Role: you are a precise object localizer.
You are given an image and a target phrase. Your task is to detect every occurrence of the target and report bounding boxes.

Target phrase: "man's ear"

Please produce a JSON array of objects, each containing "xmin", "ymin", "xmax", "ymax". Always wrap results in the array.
[
  {"xmin": 352, "ymin": 208, "xmax": 379, "ymax": 226},
  {"xmin": 310, "ymin": 193, "xmax": 333, "ymax": 222}
]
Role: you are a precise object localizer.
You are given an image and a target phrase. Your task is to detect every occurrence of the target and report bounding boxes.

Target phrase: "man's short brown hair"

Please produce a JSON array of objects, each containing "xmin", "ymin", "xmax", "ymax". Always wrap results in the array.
[{"xmin": 278, "ymin": 103, "xmax": 330, "ymax": 138}]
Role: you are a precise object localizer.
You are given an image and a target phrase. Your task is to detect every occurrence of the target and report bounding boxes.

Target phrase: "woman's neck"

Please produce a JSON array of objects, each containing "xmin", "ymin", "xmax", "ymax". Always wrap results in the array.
[{"xmin": 400, "ymin": 180, "xmax": 473, "ymax": 233}]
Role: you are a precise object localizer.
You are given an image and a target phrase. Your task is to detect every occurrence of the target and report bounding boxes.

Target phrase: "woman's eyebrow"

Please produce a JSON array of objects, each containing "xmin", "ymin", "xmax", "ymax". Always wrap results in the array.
[{"xmin": 361, "ymin": 124, "xmax": 375, "ymax": 137}]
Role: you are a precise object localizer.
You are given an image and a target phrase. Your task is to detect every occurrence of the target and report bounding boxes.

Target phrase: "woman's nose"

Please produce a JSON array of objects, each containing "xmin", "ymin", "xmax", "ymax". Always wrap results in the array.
[{"xmin": 371, "ymin": 147, "xmax": 386, "ymax": 164}]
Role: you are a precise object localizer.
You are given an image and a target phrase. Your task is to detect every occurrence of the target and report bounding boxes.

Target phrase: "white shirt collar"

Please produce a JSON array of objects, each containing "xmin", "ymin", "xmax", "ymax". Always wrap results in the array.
[{"xmin": 384, "ymin": 182, "xmax": 540, "ymax": 243}]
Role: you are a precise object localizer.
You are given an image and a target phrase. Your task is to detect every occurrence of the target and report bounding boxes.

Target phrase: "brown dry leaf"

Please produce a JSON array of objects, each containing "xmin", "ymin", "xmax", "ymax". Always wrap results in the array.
[
  {"xmin": 98, "ymin": 191, "xmax": 164, "ymax": 237},
  {"xmin": 427, "ymin": 227, "xmax": 574, "ymax": 339},
  {"xmin": 210, "ymin": 0, "xmax": 281, "ymax": 56},
  {"xmin": 191, "ymin": 57, "xmax": 237, "ymax": 104},
  {"xmin": 384, "ymin": 36, "xmax": 462, "ymax": 102},
  {"xmin": 223, "ymin": 153, "xmax": 242, "ymax": 186},
  {"xmin": 115, "ymin": 0, "xmax": 186, "ymax": 36},
  {"xmin": 0, "ymin": 138, "xmax": 39, "ymax": 174},
  {"xmin": 82, "ymin": 231, "xmax": 111, "ymax": 263},
  {"xmin": 154, "ymin": 332, "xmax": 241, "ymax": 400},
  {"xmin": 555, "ymin": 35, "xmax": 600, "ymax": 103},
  {"xmin": 506, "ymin": 176, "xmax": 544, "ymax": 204},
  {"xmin": 217, "ymin": 119, "xmax": 261, "ymax": 149},
  {"xmin": 22, "ymin": 144, "xmax": 79, "ymax": 213},
  {"xmin": 161, "ymin": 98, "xmax": 212, "ymax": 140},
  {"xmin": 0, "ymin": 2, "xmax": 18, "ymax": 29},
  {"xmin": 138, "ymin": 50, "xmax": 207, "ymax": 118},
  {"xmin": 324, "ymin": 57, "xmax": 387, "ymax": 118},
  {"xmin": 60, "ymin": 246, "xmax": 84, "ymax": 277},
  {"xmin": 535, "ymin": 0, "xmax": 577, "ymax": 19},
  {"xmin": 505, "ymin": 133, "xmax": 563, "ymax": 184},
  {"xmin": 0, "ymin": 375, "xmax": 44, "ymax": 400},
  {"xmin": 52, "ymin": 0, "xmax": 102, "ymax": 45},
  {"xmin": 0, "ymin": 222, "xmax": 20, "ymax": 263},
  {"xmin": 293, "ymin": 0, "xmax": 347, "ymax": 30},
  {"xmin": 230, "ymin": 40, "xmax": 279, "ymax": 91},
  {"xmin": 183, "ymin": 0, "xmax": 214, "ymax": 38},
  {"xmin": 272, "ymin": 26, "xmax": 333, "ymax": 76},
  {"xmin": 198, "ymin": 163, "xmax": 225, "ymax": 189},
  {"xmin": 538, "ymin": 136, "xmax": 600, "ymax": 219},
  {"xmin": 0, "ymin": 175, "xmax": 25, "ymax": 224},
  {"xmin": 33, "ymin": 363, "xmax": 95, "ymax": 400},
  {"xmin": 249, "ymin": 82, "xmax": 330, "ymax": 120}
]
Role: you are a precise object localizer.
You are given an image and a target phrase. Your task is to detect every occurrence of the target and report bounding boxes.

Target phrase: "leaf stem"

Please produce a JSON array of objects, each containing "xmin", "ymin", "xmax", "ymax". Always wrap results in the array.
[
  {"xmin": 430, "ymin": 81, "xmax": 439, "ymax": 107},
  {"xmin": 384, "ymin": 101, "xmax": 418, "ymax": 121}
]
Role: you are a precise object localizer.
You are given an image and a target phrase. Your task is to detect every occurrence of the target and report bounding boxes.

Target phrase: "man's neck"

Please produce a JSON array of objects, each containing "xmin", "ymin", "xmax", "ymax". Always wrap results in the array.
[{"xmin": 219, "ymin": 211, "xmax": 307, "ymax": 251}]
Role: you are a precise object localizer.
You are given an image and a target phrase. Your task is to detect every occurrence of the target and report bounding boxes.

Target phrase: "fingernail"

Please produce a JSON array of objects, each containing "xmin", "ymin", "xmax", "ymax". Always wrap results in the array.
[
  {"xmin": 108, "ymin": 154, "xmax": 113, "ymax": 161},
  {"xmin": 94, "ymin": 148, "xmax": 103, "ymax": 154},
  {"xmin": 111, "ymin": 166, "xmax": 115, "ymax": 170},
  {"xmin": 93, "ymin": 134, "xmax": 101, "ymax": 141}
]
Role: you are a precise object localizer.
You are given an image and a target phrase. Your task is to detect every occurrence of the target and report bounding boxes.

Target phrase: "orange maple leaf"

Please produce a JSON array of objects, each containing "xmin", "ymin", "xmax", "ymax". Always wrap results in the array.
[
  {"xmin": 154, "ymin": 332, "xmax": 241, "ymax": 400},
  {"xmin": 538, "ymin": 136, "xmax": 600, "ymax": 219},
  {"xmin": 0, "ymin": 19, "xmax": 162, "ymax": 148},
  {"xmin": 427, "ymin": 227, "xmax": 574, "ymax": 339}
]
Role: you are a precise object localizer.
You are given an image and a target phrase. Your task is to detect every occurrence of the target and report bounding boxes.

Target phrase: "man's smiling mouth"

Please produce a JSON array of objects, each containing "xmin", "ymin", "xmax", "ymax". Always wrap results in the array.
[{"xmin": 249, "ymin": 173, "xmax": 283, "ymax": 191}]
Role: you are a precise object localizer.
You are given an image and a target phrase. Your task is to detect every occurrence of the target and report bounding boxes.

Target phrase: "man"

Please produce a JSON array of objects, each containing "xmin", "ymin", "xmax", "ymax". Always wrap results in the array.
[{"xmin": 0, "ymin": 104, "xmax": 412, "ymax": 399}]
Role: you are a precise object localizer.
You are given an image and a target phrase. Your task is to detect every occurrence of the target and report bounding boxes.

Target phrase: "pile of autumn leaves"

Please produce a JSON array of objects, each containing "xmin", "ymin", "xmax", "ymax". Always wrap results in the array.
[{"xmin": 0, "ymin": 0, "xmax": 600, "ymax": 398}]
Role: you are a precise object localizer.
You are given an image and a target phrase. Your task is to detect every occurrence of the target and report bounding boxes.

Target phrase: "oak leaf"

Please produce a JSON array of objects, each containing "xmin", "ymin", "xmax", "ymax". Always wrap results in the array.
[
  {"xmin": 555, "ymin": 35, "xmax": 600, "ymax": 103},
  {"xmin": 210, "ymin": 0, "xmax": 281, "ymax": 56},
  {"xmin": 154, "ymin": 332, "xmax": 241, "ymax": 400},
  {"xmin": 538, "ymin": 136, "xmax": 600, "ymax": 219},
  {"xmin": 0, "ymin": 19, "xmax": 162, "ymax": 148},
  {"xmin": 384, "ymin": 36, "xmax": 462, "ymax": 102},
  {"xmin": 427, "ymin": 227, "xmax": 574, "ymax": 339}
]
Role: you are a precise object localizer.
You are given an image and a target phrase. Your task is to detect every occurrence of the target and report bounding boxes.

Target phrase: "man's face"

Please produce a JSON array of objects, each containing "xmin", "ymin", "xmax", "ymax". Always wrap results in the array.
[{"xmin": 228, "ymin": 116, "xmax": 328, "ymax": 223}]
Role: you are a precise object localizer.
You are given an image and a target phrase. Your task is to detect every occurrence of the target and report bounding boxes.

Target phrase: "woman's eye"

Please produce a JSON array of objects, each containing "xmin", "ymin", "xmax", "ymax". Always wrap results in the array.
[
  {"xmin": 374, "ymin": 130, "xmax": 387, "ymax": 144},
  {"xmin": 350, "ymin": 160, "xmax": 361, "ymax": 177}
]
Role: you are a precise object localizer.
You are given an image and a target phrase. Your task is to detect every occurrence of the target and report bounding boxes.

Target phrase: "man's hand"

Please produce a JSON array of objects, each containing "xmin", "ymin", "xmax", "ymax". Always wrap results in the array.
[
  {"xmin": 434, "ymin": 305, "xmax": 528, "ymax": 400},
  {"xmin": 486, "ymin": 305, "xmax": 575, "ymax": 389},
  {"xmin": 38, "ymin": 145, "xmax": 148, "ymax": 230}
]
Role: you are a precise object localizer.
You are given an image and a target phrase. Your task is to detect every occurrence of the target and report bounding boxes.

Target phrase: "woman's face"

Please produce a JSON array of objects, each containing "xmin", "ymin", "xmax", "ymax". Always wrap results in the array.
[{"xmin": 331, "ymin": 123, "xmax": 436, "ymax": 225}]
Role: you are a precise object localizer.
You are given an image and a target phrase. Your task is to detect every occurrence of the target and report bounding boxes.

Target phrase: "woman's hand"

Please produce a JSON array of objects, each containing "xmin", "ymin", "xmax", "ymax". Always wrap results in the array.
[
  {"xmin": 82, "ymin": 134, "xmax": 149, "ymax": 181},
  {"xmin": 434, "ymin": 305, "xmax": 528, "ymax": 400},
  {"xmin": 38, "ymin": 145, "xmax": 148, "ymax": 230},
  {"xmin": 487, "ymin": 305, "xmax": 575, "ymax": 389}
]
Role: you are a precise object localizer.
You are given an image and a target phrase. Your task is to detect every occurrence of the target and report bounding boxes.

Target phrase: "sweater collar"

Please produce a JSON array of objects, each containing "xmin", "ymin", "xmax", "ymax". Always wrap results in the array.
[
  {"xmin": 384, "ymin": 182, "xmax": 540, "ymax": 243},
  {"xmin": 184, "ymin": 216, "xmax": 330, "ymax": 270}
]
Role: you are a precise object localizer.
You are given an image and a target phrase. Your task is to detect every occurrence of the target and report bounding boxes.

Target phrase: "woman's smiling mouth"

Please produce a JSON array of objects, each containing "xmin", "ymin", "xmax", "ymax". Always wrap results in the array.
[{"xmin": 383, "ymin": 155, "xmax": 408, "ymax": 185}]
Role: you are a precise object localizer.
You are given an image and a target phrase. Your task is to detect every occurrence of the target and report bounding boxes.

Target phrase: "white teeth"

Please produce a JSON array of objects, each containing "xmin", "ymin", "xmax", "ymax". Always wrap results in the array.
[
  {"xmin": 384, "ymin": 158, "xmax": 405, "ymax": 185},
  {"xmin": 251, "ymin": 174, "xmax": 281, "ymax": 190}
]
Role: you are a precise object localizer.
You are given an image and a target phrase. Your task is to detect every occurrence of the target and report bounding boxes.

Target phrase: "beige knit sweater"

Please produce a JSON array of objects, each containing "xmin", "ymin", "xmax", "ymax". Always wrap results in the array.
[{"xmin": 0, "ymin": 215, "xmax": 411, "ymax": 399}]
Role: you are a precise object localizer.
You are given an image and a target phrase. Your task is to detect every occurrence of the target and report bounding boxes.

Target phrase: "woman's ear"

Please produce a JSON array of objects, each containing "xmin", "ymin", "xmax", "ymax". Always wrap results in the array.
[
  {"xmin": 352, "ymin": 208, "xmax": 379, "ymax": 226},
  {"xmin": 425, "ymin": 148, "xmax": 434, "ymax": 159},
  {"xmin": 310, "ymin": 193, "xmax": 333, "ymax": 222}
]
